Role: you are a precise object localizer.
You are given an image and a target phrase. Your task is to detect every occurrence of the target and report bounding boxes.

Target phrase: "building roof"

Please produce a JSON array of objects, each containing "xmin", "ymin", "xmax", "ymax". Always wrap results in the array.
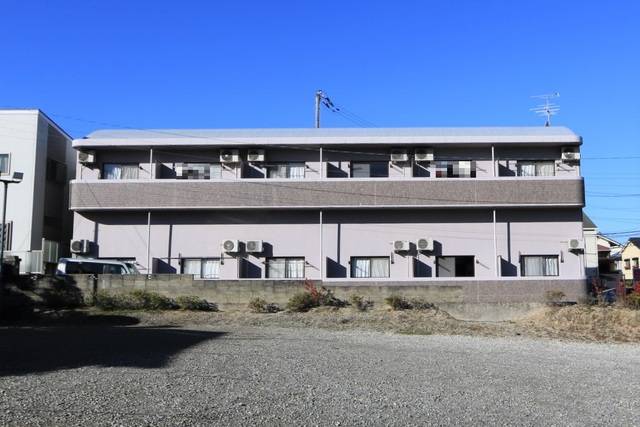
[
  {"xmin": 74, "ymin": 126, "xmax": 582, "ymax": 148},
  {"xmin": 582, "ymin": 212, "xmax": 598, "ymax": 229},
  {"xmin": 628, "ymin": 237, "xmax": 640, "ymax": 249}
]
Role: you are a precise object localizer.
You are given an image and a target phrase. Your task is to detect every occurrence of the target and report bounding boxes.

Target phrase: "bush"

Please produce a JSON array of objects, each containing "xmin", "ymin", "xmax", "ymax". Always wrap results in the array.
[
  {"xmin": 248, "ymin": 297, "xmax": 281, "ymax": 313},
  {"xmin": 385, "ymin": 295, "xmax": 413, "ymax": 311},
  {"xmin": 349, "ymin": 294, "xmax": 374, "ymax": 311},
  {"xmin": 93, "ymin": 290, "xmax": 177, "ymax": 311},
  {"xmin": 286, "ymin": 292, "xmax": 318, "ymax": 312},
  {"xmin": 545, "ymin": 290, "xmax": 566, "ymax": 306},
  {"xmin": 176, "ymin": 295, "xmax": 217, "ymax": 311},
  {"xmin": 625, "ymin": 292, "xmax": 640, "ymax": 310},
  {"xmin": 286, "ymin": 282, "xmax": 349, "ymax": 312},
  {"xmin": 409, "ymin": 298, "xmax": 435, "ymax": 310}
]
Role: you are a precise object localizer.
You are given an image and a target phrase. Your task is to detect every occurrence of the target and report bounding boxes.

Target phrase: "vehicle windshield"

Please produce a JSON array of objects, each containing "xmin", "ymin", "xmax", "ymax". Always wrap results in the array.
[{"xmin": 125, "ymin": 263, "xmax": 140, "ymax": 274}]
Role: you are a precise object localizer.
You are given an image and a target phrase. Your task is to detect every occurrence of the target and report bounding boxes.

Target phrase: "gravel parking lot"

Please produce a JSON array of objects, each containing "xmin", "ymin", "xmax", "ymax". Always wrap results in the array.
[{"xmin": 1, "ymin": 321, "xmax": 639, "ymax": 426}]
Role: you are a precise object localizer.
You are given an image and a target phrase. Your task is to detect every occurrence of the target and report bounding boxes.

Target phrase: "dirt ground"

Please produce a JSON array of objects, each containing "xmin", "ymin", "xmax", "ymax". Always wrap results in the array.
[{"xmin": 44, "ymin": 304, "xmax": 640, "ymax": 344}]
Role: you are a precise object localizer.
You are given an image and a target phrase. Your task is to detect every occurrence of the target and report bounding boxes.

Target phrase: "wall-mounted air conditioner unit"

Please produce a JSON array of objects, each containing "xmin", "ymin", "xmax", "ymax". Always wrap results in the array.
[
  {"xmin": 416, "ymin": 238, "xmax": 434, "ymax": 251},
  {"xmin": 222, "ymin": 239, "xmax": 240, "ymax": 253},
  {"xmin": 245, "ymin": 240, "xmax": 263, "ymax": 253},
  {"xmin": 414, "ymin": 148, "xmax": 434, "ymax": 162},
  {"xmin": 247, "ymin": 149, "xmax": 265, "ymax": 162},
  {"xmin": 70, "ymin": 239, "xmax": 91, "ymax": 254},
  {"xmin": 392, "ymin": 240, "xmax": 410, "ymax": 252},
  {"xmin": 561, "ymin": 147, "xmax": 581, "ymax": 162},
  {"xmin": 78, "ymin": 151, "xmax": 96, "ymax": 164},
  {"xmin": 567, "ymin": 239, "xmax": 584, "ymax": 251},
  {"xmin": 390, "ymin": 149, "xmax": 409, "ymax": 162},
  {"xmin": 220, "ymin": 149, "xmax": 240, "ymax": 163}
]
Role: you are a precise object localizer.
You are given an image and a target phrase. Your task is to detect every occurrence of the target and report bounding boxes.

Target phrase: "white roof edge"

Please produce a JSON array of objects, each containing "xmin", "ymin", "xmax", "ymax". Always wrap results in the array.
[{"xmin": 0, "ymin": 109, "xmax": 73, "ymax": 140}]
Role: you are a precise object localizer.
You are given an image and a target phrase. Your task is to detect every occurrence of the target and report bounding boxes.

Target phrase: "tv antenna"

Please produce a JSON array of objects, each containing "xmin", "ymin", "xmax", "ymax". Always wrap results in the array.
[
  {"xmin": 314, "ymin": 90, "xmax": 339, "ymax": 128},
  {"xmin": 530, "ymin": 92, "xmax": 560, "ymax": 127}
]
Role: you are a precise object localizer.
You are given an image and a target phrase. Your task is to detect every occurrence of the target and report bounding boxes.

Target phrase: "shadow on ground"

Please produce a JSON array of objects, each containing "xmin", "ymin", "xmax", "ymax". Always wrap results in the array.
[{"xmin": 0, "ymin": 313, "xmax": 226, "ymax": 377}]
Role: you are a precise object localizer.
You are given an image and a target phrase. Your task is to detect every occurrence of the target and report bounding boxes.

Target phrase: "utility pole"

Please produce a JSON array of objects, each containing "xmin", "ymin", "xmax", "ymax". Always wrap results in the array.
[
  {"xmin": 0, "ymin": 172, "xmax": 24, "ymax": 310},
  {"xmin": 315, "ymin": 90, "xmax": 322, "ymax": 128}
]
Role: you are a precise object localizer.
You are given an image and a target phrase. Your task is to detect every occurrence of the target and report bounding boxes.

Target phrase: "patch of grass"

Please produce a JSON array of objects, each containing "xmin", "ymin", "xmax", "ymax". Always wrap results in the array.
[
  {"xmin": 625, "ymin": 292, "xmax": 640, "ymax": 310},
  {"xmin": 349, "ymin": 294, "xmax": 374, "ymax": 311},
  {"xmin": 384, "ymin": 295, "xmax": 413, "ymax": 311},
  {"xmin": 176, "ymin": 295, "xmax": 217, "ymax": 311},
  {"xmin": 544, "ymin": 290, "xmax": 566, "ymax": 306},
  {"xmin": 93, "ymin": 290, "xmax": 216, "ymax": 311},
  {"xmin": 408, "ymin": 298, "xmax": 436, "ymax": 310},
  {"xmin": 248, "ymin": 297, "xmax": 281, "ymax": 313}
]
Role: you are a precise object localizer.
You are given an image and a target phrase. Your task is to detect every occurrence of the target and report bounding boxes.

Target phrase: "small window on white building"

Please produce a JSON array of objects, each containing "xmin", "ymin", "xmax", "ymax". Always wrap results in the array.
[
  {"xmin": 267, "ymin": 163, "xmax": 305, "ymax": 179},
  {"xmin": 436, "ymin": 256, "xmax": 475, "ymax": 277},
  {"xmin": 175, "ymin": 163, "xmax": 222, "ymax": 179},
  {"xmin": 0, "ymin": 154, "xmax": 9, "ymax": 175},
  {"xmin": 266, "ymin": 257, "xmax": 305, "ymax": 278},
  {"xmin": 517, "ymin": 161, "xmax": 555, "ymax": 177},
  {"xmin": 103, "ymin": 163, "xmax": 140, "ymax": 180},
  {"xmin": 520, "ymin": 255, "xmax": 559, "ymax": 277},
  {"xmin": 351, "ymin": 162, "xmax": 389, "ymax": 178},
  {"xmin": 350, "ymin": 257, "xmax": 390, "ymax": 278},
  {"xmin": 434, "ymin": 161, "xmax": 476, "ymax": 178},
  {"xmin": 181, "ymin": 258, "xmax": 220, "ymax": 279}
]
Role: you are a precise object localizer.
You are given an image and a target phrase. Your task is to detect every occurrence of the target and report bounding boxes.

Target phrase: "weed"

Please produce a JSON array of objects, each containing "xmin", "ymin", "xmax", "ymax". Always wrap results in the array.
[
  {"xmin": 176, "ymin": 295, "xmax": 217, "ymax": 311},
  {"xmin": 385, "ymin": 295, "xmax": 412, "ymax": 310},
  {"xmin": 248, "ymin": 297, "xmax": 281, "ymax": 313},
  {"xmin": 349, "ymin": 294, "xmax": 374, "ymax": 311},
  {"xmin": 544, "ymin": 290, "xmax": 566, "ymax": 306}
]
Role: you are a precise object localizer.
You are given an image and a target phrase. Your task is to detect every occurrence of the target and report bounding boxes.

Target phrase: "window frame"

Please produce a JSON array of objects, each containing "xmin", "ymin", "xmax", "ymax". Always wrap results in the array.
[
  {"xmin": 516, "ymin": 160, "xmax": 556, "ymax": 177},
  {"xmin": 265, "ymin": 257, "xmax": 306, "ymax": 278},
  {"xmin": 624, "ymin": 259, "xmax": 631, "ymax": 270},
  {"xmin": 520, "ymin": 255, "xmax": 560, "ymax": 277},
  {"xmin": 350, "ymin": 256, "xmax": 390, "ymax": 278},
  {"xmin": 266, "ymin": 162, "xmax": 306, "ymax": 179},
  {"xmin": 350, "ymin": 161, "xmax": 389, "ymax": 178},
  {"xmin": 180, "ymin": 257, "xmax": 221, "ymax": 279},
  {"xmin": 102, "ymin": 162, "xmax": 140, "ymax": 180},
  {"xmin": 174, "ymin": 162, "xmax": 222, "ymax": 180},
  {"xmin": 435, "ymin": 255, "xmax": 475, "ymax": 277},
  {"xmin": 434, "ymin": 160, "xmax": 476, "ymax": 178},
  {"xmin": 0, "ymin": 153, "xmax": 10, "ymax": 176}
]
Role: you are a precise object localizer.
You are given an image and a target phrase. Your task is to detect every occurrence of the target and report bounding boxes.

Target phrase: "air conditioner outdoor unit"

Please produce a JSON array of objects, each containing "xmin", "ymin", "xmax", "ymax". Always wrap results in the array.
[
  {"xmin": 392, "ymin": 240, "xmax": 410, "ymax": 252},
  {"xmin": 70, "ymin": 239, "xmax": 91, "ymax": 254},
  {"xmin": 78, "ymin": 151, "xmax": 96, "ymax": 164},
  {"xmin": 414, "ymin": 148, "xmax": 434, "ymax": 162},
  {"xmin": 561, "ymin": 147, "xmax": 581, "ymax": 162},
  {"xmin": 247, "ymin": 149, "xmax": 265, "ymax": 162},
  {"xmin": 220, "ymin": 149, "xmax": 240, "ymax": 163},
  {"xmin": 416, "ymin": 238, "xmax": 434, "ymax": 252},
  {"xmin": 390, "ymin": 149, "xmax": 409, "ymax": 162},
  {"xmin": 221, "ymin": 239, "xmax": 240, "ymax": 253},
  {"xmin": 245, "ymin": 240, "xmax": 263, "ymax": 253},
  {"xmin": 567, "ymin": 239, "xmax": 584, "ymax": 251}
]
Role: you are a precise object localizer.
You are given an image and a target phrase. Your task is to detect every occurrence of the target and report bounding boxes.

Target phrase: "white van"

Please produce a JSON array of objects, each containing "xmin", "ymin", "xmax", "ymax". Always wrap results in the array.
[{"xmin": 56, "ymin": 258, "xmax": 140, "ymax": 275}]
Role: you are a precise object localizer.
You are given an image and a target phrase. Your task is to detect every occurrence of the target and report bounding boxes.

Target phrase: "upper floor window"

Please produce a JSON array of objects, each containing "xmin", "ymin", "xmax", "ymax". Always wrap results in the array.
[
  {"xmin": 351, "ymin": 256, "xmax": 390, "ymax": 278},
  {"xmin": 634, "ymin": 258, "xmax": 639, "ymax": 268},
  {"xmin": 517, "ymin": 161, "xmax": 555, "ymax": 177},
  {"xmin": 436, "ymin": 256, "xmax": 475, "ymax": 277},
  {"xmin": 175, "ymin": 163, "xmax": 222, "ymax": 180},
  {"xmin": 0, "ymin": 154, "xmax": 9, "ymax": 175},
  {"xmin": 351, "ymin": 161, "xmax": 389, "ymax": 178},
  {"xmin": 520, "ymin": 255, "xmax": 559, "ymax": 276},
  {"xmin": 182, "ymin": 258, "xmax": 220, "ymax": 279},
  {"xmin": 624, "ymin": 259, "xmax": 631, "ymax": 270},
  {"xmin": 266, "ymin": 257, "xmax": 305, "ymax": 278},
  {"xmin": 435, "ymin": 161, "xmax": 475, "ymax": 178},
  {"xmin": 267, "ymin": 163, "xmax": 305, "ymax": 179},
  {"xmin": 103, "ymin": 163, "xmax": 139, "ymax": 180}
]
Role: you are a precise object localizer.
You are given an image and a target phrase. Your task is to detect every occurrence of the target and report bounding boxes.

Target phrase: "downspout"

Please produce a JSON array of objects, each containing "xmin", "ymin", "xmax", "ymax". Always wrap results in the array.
[
  {"xmin": 319, "ymin": 146, "xmax": 323, "ymax": 180},
  {"xmin": 319, "ymin": 210, "xmax": 323, "ymax": 283},
  {"xmin": 491, "ymin": 145, "xmax": 496, "ymax": 176},
  {"xmin": 493, "ymin": 209, "xmax": 498, "ymax": 277},
  {"xmin": 149, "ymin": 147, "xmax": 154, "ymax": 179},
  {"xmin": 147, "ymin": 211, "xmax": 152, "ymax": 276}
]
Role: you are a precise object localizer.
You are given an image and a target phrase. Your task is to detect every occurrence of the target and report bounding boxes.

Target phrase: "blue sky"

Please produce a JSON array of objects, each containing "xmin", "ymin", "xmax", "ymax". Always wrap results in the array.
[{"xmin": 1, "ymin": 0, "xmax": 638, "ymax": 237}]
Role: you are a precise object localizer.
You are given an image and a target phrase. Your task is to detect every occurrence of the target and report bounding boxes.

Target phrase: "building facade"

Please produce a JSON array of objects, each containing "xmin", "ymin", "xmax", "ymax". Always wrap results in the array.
[
  {"xmin": 0, "ymin": 109, "xmax": 76, "ymax": 273},
  {"xmin": 69, "ymin": 127, "xmax": 587, "ymax": 300}
]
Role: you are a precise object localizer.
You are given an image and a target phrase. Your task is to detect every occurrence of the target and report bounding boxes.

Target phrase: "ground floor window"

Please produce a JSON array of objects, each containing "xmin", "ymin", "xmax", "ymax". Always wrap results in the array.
[
  {"xmin": 436, "ymin": 256, "xmax": 475, "ymax": 277},
  {"xmin": 266, "ymin": 257, "xmax": 305, "ymax": 278},
  {"xmin": 350, "ymin": 257, "xmax": 390, "ymax": 278},
  {"xmin": 181, "ymin": 258, "xmax": 220, "ymax": 279},
  {"xmin": 520, "ymin": 255, "xmax": 559, "ymax": 277}
]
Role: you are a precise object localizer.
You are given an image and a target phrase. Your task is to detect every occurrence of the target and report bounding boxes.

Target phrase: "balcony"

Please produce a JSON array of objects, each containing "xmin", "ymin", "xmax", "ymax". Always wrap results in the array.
[{"xmin": 70, "ymin": 177, "xmax": 584, "ymax": 211}]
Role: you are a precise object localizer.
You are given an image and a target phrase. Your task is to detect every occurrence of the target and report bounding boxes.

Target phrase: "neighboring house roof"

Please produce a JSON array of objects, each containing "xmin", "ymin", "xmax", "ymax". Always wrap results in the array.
[
  {"xmin": 629, "ymin": 237, "xmax": 640, "ymax": 249},
  {"xmin": 597, "ymin": 234, "xmax": 622, "ymax": 248},
  {"xmin": 582, "ymin": 212, "xmax": 597, "ymax": 230},
  {"xmin": 74, "ymin": 126, "xmax": 582, "ymax": 148}
]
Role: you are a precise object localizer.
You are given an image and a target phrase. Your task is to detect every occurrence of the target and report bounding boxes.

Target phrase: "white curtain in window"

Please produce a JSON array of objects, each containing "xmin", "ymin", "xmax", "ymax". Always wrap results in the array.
[
  {"xmin": 523, "ymin": 256, "xmax": 543, "ymax": 276},
  {"xmin": 286, "ymin": 259, "xmax": 305, "ymax": 278},
  {"xmin": 518, "ymin": 162, "xmax": 536, "ymax": 177},
  {"xmin": 536, "ymin": 162, "xmax": 555, "ymax": 176},
  {"xmin": 268, "ymin": 258, "xmax": 286, "ymax": 278},
  {"xmin": 352, "ymin": 258, "xmax": 370, "ymax": 278},
  {"xmin": 544, "ymin": 256, "xmax": 558, "ymax": 275},
  {"xmin": 0, "ymin": 154, "xmax": 9, "ymax": 174},
  {"xmin": 121, "ymin": 165, "xmax": 139, "ymax": 179},
  {"xmin": 201, "ymin": 259, "xmax": 220, "ymax": 279},
  {"xmin": 183, "ymin": 259, "xmax": 201, "ymax": 277},
  {"xmin": 268, "ymin": 165, "xmax": 287, "ymax": 179},
  {"xmin": 104, "ymin": 164, "xmax": 122, "ymax": 179},
  {"xmin": 370, "ymin": 258, "xmax": 390, "ymax": 278},
  {"xmin": 210, "ymin": 164, "xmax": 222, "ymax": 179},
  {"xmin": 288, "ymin": 164, "xmax": 305, "ymax": 179}
]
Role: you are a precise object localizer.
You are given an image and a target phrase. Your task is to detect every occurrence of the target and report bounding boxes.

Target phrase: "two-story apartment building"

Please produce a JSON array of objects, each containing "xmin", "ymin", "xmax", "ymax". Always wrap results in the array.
[
  {"xmin": 69, "ymin": 127, "xmax": 587, "ymax": 301},
  {"xmin": 0, "ymin": 109, "xmax": 75, "ymax": 274}
]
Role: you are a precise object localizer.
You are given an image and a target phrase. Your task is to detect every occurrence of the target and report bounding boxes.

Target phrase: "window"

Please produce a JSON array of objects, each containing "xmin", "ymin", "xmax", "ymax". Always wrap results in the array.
[
  {"xmin": 517, "ymin": 161, "xmax": 555, "ymax": 177},
  {"xmin": 520, "ymin": 255, "xmax": 559, "ymax": 277},
  {"xmin": 175, "ymin": 163, "xmax": 222, "ymax": 179},
  {"xmin": 103, "ymin": 163, "xmax": 139, "ymax": 180},
  {"xmin": 0, "ymin": 154, "xmax": 10, "ymax": 175},
  {"xmin": 436, "ymin": 256, "xmax": 475, "ymax": 277},
  {"xmin": 624, "ymin": 259, "xmax": 631, "ymax": 270},
  {"xmin": 1, "ymin": 221, "xmax": 13, "ymax": 251},
  {"xmin": 350, "ymin": 257, "xmax": 390, "ymax": 278},
  {"xmin": 181, "ymin": 258, "xmax": 220, "ymax": 279},
  {"xmin": 351, "ymin": 162, "xmax": 389, "ymax": 178},
  {"xmin": 266, "ymin": 257, "xmax": 305, "ymax": 278},
  {"xmin": 267, "ymin": 163, "xmax": 305, "ymax": 179},
  {"xmin": 634, "ymin": 258, "xmax": 639, "ymax": 268},
  {"xmin": 435, "ymin": 161, "xmax": 476, "ymax": 178}
]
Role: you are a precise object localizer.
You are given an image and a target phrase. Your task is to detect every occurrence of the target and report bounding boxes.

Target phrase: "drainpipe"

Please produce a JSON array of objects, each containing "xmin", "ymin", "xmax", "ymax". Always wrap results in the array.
[
  {"xmin": 147, "ymin": 211, "xmax": 152, "ymax": 276},
  {"xmin": 149, "ymin": 147, "xmax": 154, "ymax": 179},
  {"xmin": 491, "ymin": 145, "xmax": 496, "ymax": 177},
  {"xmin": 319, "ymin": 210, "xmax": 323, "ymax": 283},
  {"xmin": 319, "ymin": 146, "xmax": 323, "ymax": 180},
  {"xmin": 493, "ymin": 209, "xmax": 498, "ymax": 277}
]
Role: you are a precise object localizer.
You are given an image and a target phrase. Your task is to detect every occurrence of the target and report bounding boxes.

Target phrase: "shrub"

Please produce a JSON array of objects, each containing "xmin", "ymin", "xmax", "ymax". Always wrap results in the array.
[
  {"xmin": 409, "ymin": 298, "xmax": 435, "ymax": 310},
  {"xmin": 287, "ymin": 291, "xmax": 318, "ymax": 312},
  {"xmin": 176, "ymin": 295, "xmax": 217, "ymax": 311},
  {"xmin": 349, "ymin": 294, "xmax": 374, "ymax": 311},
  {"xmin": 625, "ymin": 292, "xmax": 640, "ymax": 310},
  {"xmin": 248, "ymin": 297, "xmax": 281, "ymax": 313},
  {"xmin": 545, "ymin": 290, "xmax": 566, "ymax": 306},
  {"xmin": 385, "ymin": 295, "xmax": 412, "ymax": 311},
  {"xmin": 93, "ymin": 290, "xmax": 177, "ymax": 311},
  {"xmin": 93, "ymin": 290, "xmax": 128, "ymax": 311}
]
